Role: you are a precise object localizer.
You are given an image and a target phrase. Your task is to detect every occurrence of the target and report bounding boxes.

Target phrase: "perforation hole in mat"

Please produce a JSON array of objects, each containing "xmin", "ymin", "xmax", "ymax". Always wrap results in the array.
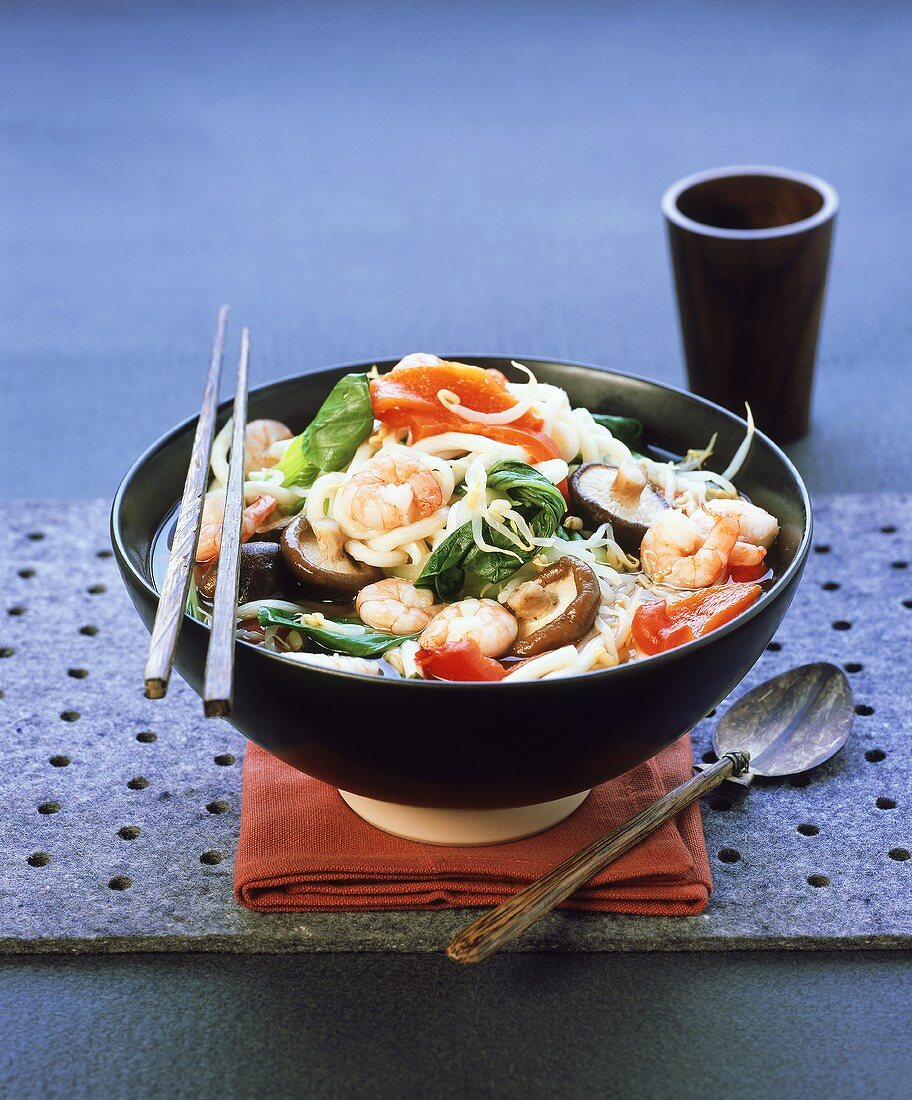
[{"xmin": 0, "ymin": 497, "xmax": 909, "ymax": 952}]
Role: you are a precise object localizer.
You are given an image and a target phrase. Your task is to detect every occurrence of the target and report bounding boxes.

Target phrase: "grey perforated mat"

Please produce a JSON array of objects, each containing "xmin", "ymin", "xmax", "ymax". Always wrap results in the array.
[{"xmin": 0, "ymin": 497, "xmax": 909, "ymax": 953}]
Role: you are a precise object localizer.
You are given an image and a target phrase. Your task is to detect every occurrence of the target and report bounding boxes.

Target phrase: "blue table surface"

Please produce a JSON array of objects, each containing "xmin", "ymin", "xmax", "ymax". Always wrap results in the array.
[{"xmin": 2, "ymin": 2, "xmax": 911, "ymax": 1097}]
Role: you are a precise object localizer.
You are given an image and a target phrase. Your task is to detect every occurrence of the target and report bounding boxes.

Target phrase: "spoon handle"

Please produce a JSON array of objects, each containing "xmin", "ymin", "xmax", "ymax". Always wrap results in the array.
[{"xmin": 447, "ymin": 750, "xmax": 750, "ymax": 964}]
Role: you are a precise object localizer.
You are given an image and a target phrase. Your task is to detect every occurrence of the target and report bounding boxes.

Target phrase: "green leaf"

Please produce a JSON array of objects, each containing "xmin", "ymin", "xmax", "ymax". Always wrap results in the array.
[
  {"xmin": 186, "ymin": 579, "xmax": 200, "ymax": 617},
  {"xmin": 413, "ymin": 523, "xmax": 475, "ymax": 601},
  {"xmin": 485, "ymin": 460, "xmax": 566, "ymax": 534},
  {"xmin": 415, "ymin": 460, "xmax": 567, "ymax": 598},
  {"xmin": 556, "ymin": 526, "xmax": 585, "ymax": 542},
  {"xmin": 590, "ymin": 412, "xmax": 644, "ymax": 450},
  {"xmin": 273, "ymin": 448, "xmax": 320, "ymax": 490},
  {"xmin": 463, "ymin": 528, "xmax": 528, "ymax": 583},
  {"xmin": 274, "ymin": 373, "xmax": 374, "ymax": 488},
  {"xmin": 435, "ymin": 567, "xmax": 467, "ymax": 602},
  {"xmin": 185, "ymin": 578, "xmax": 211, "ymax": 624},
  {"xmin": 257, "ymin": 606, "xmax": 416, "ymax": 657}
]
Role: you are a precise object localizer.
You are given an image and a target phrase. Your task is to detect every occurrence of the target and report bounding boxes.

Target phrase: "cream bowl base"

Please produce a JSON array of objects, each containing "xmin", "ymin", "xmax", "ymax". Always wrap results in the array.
[{"xmin": 337, "ymin": 789, "xmax": 591, "ymax": 846}]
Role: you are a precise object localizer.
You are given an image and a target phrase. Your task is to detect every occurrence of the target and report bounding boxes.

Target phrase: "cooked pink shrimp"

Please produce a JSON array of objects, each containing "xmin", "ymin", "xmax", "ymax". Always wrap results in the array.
[
  {"xmin": 727, "ymin": 541, "xmax": 766, "ymax": 567},
  {"xmin": 338, "ymin": 453, "xmax": 444, "ymax": 534},
  {"xmin": 195, "ymin": 491, "xmax": 277, "ymax": 563},
  {"xmin": 692, "ymin": 500, "xmax": 777, "ymax": 567},
  {"xmin": 244, "ymin": 419, "xmax": 293, "ymax": 474},
  {"xmin": 700, "ymin": 499, "xmax": 778, "ymax": 547},
  {"xmin": 640, "ymin": 510, "xmax": 740, "ymax": 588},
  {"xmin": 356, "ymin": 578, "xmax": 437, "ymax": 634},
  {"xmin": 419, "ymin": 598, "xmax": 518, "ymax": 657}
]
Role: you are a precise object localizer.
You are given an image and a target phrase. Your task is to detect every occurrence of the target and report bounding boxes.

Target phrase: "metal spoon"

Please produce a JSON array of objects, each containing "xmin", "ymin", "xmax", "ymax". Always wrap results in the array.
[{"xmin": 447, "ymin": 662, "xmax": 853, "ymax": 964}]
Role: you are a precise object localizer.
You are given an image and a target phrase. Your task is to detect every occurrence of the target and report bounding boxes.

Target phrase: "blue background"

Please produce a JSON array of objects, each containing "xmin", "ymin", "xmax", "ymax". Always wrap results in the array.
[{"xmin": 3, "ymin": 0, "xmax": 910, "ymax": 497}]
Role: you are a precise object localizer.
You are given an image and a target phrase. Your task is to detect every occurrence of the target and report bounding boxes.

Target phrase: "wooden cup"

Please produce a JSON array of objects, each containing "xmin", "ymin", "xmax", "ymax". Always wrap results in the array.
[{"xmin": 663, "ymin": 166, "xmax": 838, "ymax": 443}]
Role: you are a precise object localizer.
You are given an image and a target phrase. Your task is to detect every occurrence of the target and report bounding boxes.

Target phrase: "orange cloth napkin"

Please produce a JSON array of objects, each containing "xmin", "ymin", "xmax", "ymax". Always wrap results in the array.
[{"xmin": 234, "ymin": 734, "xmax": 712, "ymax": 915}]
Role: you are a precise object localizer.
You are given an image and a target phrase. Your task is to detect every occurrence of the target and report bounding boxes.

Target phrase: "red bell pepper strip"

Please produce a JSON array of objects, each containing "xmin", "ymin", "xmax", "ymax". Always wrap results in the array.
[
  {"xmin": 415, "ymin": 639, "xmax": 511, "ymax": 682},
  {"xmin": 370, "ymin": 360, "xmax": 561, "ymax": 465},
  {"xmin": 632, "ymin": 582, "xmax": 762, "ymax": 656},
  {"xmin": 727, "ymin": 561, "xmax": 771, "ymax": 584}
]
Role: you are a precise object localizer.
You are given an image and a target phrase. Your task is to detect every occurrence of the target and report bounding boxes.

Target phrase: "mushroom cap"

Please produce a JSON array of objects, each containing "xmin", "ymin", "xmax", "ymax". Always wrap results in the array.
[
  {"xmin": 280, "ymin": 516, "xmax": 382, "ymax": 600},
  {"xmin": 510, "ymin": 557, "xmax": 601, "ymax": 658},
  {"xmin": 197, "ymin": 541, "xmax": 288, "ymax": 604},
  {"xmin": 569, "ymin": 462, "xmax": 668, "ymax": 553}
]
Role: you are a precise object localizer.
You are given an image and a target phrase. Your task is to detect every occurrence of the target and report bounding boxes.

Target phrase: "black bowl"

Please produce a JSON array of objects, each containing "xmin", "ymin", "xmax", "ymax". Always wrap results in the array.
[{"xmin": 112, "ymin": 357, "xmax": 811, "ymax": 809}]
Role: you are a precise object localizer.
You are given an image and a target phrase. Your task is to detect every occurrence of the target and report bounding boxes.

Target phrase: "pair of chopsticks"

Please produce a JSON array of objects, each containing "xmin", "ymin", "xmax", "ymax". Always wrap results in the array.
[{"xmin": 144, "ymin": 305, "xmax": 250, "ymax": 717}]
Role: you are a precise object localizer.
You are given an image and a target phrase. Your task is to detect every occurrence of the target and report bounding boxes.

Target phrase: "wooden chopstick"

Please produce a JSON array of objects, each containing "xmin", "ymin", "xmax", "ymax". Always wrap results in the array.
[
  {"xmin": 203, "ymin": 328, "xmax": 251, "ymax": 717},
  {"xmin": 144, "ymin": 305, "xmax": 230, "ymax": 699}
]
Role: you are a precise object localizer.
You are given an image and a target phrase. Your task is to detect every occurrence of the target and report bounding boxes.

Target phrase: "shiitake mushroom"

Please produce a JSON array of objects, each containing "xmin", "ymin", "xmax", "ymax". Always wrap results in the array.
[
  {"xmin": 569, "ymin": 460, "xmax": 667, "ymax": 553},
  {"xmin": 507, "ymin": 557, "xmax": 601, "ymax": 658},
  {"xmin": 197, "ymin": 542, "xmax": 288, "ymax": 604},
  {"xmin": 280, "ymin": 516, "xmax": 381, "ymax": 600}
]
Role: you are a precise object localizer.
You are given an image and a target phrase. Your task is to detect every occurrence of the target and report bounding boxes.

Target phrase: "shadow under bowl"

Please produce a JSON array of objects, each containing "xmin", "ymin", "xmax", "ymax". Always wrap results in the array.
[{"xmin": 112, "ymin": 357, "xmax": 811, "ymax": 811}]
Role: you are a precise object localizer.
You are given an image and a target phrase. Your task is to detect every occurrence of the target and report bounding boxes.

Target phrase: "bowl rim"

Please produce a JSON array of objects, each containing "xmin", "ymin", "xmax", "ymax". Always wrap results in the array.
[
  {"xmin": 111, "ymin": 354, "xmax": 813, "ymax": 690},
  {"xmin": 661, "ymin": 164, "xmax": 839, "ymax": 241}
]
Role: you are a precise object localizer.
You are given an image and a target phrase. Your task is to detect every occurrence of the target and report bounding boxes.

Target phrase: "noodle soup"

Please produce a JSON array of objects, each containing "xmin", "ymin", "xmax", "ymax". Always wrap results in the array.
[{"xmin": 175, "ymin": 354, "xmax": 779, "ymax": 682}]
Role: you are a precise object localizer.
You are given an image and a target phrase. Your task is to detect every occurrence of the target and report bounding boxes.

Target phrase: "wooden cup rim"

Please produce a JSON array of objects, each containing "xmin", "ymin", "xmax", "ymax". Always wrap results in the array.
[{"xmin": 662, "ymin": 164, "xmax": 839, "ymax": 240}]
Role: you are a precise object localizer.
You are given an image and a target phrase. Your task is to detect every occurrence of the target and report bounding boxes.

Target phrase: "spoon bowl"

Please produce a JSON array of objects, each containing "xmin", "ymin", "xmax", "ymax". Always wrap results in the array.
[{"xmin": 713, "ymin": 662, "xmax": 853, "ymax": 776}]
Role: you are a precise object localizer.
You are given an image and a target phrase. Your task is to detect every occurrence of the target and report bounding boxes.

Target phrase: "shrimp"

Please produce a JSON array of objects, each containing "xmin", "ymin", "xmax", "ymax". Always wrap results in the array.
[
  {"xmin": 337, "ymin": 452, "xmax": 444, "ymax": 535},
  {"xmin": 419, "ymin": 598, "xmax": 518, "ymax": 657},
  {"xmin": 702, "ymin": 499, "xmax": 779, "ymax": 548},
  {"xmin": 692, "ymin": 499, "xmax": 778, "ymax": 567},
  {"xmin": 195, "ymin": 490, "xmax": 277, "ymax": 564},
  {"xmin": 244, "ymin": 419, "xmax": 293, "ymax": 474},
  {"xmin": 640, "ymin": 509, "xmax": 740, "ymax": 588},
  {"xmin": 356, "ymin": 578, "xmax": 438, "ymax": 634}
]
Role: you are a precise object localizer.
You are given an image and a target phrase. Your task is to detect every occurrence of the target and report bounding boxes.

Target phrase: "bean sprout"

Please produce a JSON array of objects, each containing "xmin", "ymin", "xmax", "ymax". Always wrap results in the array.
[{"xmin": 720, "ymin": 405, "xmax": 755, "ymax": 482}]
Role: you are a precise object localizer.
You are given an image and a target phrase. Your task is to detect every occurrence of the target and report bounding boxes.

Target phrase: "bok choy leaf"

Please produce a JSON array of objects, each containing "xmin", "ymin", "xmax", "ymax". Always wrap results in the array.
[
  {"xmin": 485, "ymin": 461, "xmax": 566, "ymax": 534},
  {"xmin": 257, "ymin": 606, "xmax": 416, "ymax": 656},
  {"xmin": 415, "ymin": 460, "xmax": 566, "ymax": 599},
  {"xmin": 273, "ymin": 373, "xmax": 374, "ymax": 488},
  {"xmin": 413, "ymin": 524, "xmax": 477, "ymax": 602}
]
